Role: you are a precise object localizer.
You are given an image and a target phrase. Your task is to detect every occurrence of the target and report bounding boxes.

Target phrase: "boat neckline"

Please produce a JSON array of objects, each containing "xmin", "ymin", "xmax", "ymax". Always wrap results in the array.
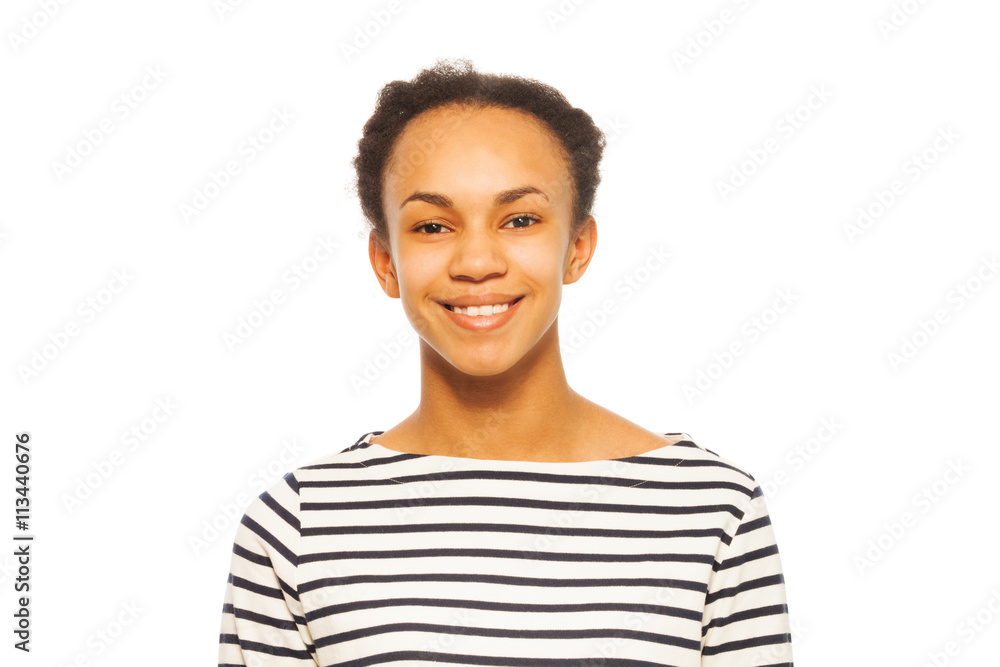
[{"xmin": 360, "ymin": 431, "xmax": 694, "ymax": 465}]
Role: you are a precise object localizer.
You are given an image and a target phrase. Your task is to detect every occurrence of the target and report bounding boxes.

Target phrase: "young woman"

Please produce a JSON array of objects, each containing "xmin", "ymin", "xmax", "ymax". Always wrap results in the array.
[{"xmin": 219, "ymin": 59, "xmax": 794, "ymax": 666}]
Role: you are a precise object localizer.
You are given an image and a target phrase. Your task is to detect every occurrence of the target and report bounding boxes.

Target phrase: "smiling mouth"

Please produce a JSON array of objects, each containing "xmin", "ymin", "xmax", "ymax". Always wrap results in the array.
[{"xmin": 442, "ymin": 296, "xmax": 524, "ymax": 316}]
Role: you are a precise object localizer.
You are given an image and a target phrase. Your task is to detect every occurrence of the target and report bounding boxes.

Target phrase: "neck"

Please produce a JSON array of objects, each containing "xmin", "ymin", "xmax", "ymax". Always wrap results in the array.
[{"xmin": 408, "ymin": 322, "xmax": 587, "ymax": 460}]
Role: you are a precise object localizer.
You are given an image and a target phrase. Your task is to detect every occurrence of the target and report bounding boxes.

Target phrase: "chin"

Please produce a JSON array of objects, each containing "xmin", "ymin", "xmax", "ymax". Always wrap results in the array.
[
  {"xmin": 448, "ymin": 351, "xmax": 518, "ymax": 377},
  {"xmin": 425, "ymin": 340, "xmax": 520, "ymax": 378}
]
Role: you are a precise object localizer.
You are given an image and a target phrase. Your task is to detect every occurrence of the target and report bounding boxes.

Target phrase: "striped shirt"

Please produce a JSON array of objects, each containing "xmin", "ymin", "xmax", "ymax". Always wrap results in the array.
[{"xmin": 219, "ymin": 431, "xmax": 794, "ymax": 666}]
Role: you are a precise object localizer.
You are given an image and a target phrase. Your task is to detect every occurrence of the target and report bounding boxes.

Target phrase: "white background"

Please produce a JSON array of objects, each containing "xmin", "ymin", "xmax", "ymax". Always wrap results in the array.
[{"xmin": 2, "ymin": 0, "xmax": 999, "ymax": 664}]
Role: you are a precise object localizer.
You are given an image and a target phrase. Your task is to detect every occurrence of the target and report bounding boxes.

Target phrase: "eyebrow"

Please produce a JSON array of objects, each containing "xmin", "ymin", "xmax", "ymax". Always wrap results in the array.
[{"xmin": 398, "ymin": 186, "xmax": 549, "ymax": 210}]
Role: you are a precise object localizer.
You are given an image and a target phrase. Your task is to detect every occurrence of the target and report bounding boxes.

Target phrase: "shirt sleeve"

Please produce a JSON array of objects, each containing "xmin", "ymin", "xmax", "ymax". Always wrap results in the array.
[
  {"xmin": 701, "ymin": 483, "xmax": 794, "ymax": 666},
  {"xmin": 218, "ymin": 472, "xmax": 318, "ymax": 666}
]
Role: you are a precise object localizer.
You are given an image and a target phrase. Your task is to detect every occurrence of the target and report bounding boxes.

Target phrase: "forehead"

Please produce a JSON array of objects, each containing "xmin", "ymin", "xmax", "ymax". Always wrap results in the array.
[{"xmin": 383, "ymin": 104, "xmax": 573, "ymax": 209}]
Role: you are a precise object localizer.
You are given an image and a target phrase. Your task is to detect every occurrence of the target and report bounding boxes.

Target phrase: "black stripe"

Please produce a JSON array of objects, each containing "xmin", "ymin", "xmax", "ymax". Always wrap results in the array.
[
  {"xmin": 227, "ymin": 636, "xmax": 314, "ymax": 660},
  {"xmin": 260, "ymin": 491, "xmax": 299, "ymax": 532},
  {"xmin": 297, "ymin": 571, "xmax": 708, "ymax": 595},
  {"xmin": 299, "ymin": 469, "xmax": 752, "ymax": 493},
  {"xmin": 306, "ymin": 451, "xmax": 749, "ymax": 478},
  {"xmin": 233, "ymin": 607, "xmax": 300, "ymax": 631},
  {"xmin": 230, "ymin": 574, "xmax": 283, "ymax": 600},
  {"xmin": 312, "ymin": 620, "xmax": 701, "ymax": 651},
  {"xmin": 715, "ymin": 544, "xmax": 780, "ymax": 571},
  {"xmin": 276, "ymin": 572, "xmax": 300, "ymax": 603},
  {"xmin": 669, "ymin": 440, "xmax": 699, "ymax": 449},
  {"xmin": 701, "ymin": 632, "xmax": 792, "ymax": 656},
  {"xmin": 705, "ymin": 573, "xmax": 785, "ymax": 605},
  {"xmin": 302, "ymin": 496, "xmax": 742, "ymax": 518},
  {"xmin": 241, "ymin": 514, "xmax": 297, "ymax": 566},
  {"xmin": 735, "ymin": 514, "xmax": 772, "ymax": 537},
  {"xmin": 301, "ymin": 520, "xmax": 726, "ymax": 541},
  {"xmin": 305, "ymin": 596, "xmax": 703, "ymax": 624},
  {"xmin": 329, "ymin": 650, "xmax": 681, "ymax": 667},
  {"xmin": 233, "ymin": 543, "xmax": 271, "ymax": 568},
  {"xmin": 298, "ymin": 547, "xmax": 716, "ymax": 565},
  {"xmin": 703, "ymin": 604, "xmax": 789, "ymax": 631},
  {"xmin": 283, "ymin": 471, "xmax": 299, "ymax": 494}
]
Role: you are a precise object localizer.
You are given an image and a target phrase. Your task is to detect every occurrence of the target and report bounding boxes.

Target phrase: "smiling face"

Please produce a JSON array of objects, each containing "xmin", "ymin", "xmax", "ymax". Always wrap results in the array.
[{"xmin": 369, "ymin": 103, "xmax": 596, "ymax": 377}]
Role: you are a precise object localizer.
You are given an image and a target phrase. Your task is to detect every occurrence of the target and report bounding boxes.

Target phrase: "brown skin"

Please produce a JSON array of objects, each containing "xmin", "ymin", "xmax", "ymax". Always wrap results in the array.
[{"xmin": 367, "ymin": 103, "xmax": 680, "ymax": 462}]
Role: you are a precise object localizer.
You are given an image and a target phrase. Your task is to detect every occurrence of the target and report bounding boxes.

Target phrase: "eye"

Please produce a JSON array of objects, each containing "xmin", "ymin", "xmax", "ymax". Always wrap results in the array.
[
  {"xmin": 414, "ymin": 222, "xmax": 449, "ymax": 234},
  {"xmin": 503, "ymin": 214, "xmax": 540, "ymax": 229}
]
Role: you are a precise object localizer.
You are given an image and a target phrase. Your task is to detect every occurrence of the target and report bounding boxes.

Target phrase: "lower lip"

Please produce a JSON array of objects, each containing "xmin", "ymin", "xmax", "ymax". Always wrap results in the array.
[{"xmin": 441, "ymin": 297, "xmax": 524, "ymax": 332}]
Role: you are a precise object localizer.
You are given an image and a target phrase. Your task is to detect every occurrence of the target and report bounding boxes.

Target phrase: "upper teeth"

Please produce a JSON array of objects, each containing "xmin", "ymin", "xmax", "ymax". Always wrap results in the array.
[{"xmin": 453, "ymin": 301, "xmax": 513, "ymax": 316}]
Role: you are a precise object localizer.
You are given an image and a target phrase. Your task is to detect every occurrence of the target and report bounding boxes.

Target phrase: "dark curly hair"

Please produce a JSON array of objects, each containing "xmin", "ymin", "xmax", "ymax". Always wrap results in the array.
[{"xmin": 352, "ymin": 57, "xmax": 607, "ymax": 254}]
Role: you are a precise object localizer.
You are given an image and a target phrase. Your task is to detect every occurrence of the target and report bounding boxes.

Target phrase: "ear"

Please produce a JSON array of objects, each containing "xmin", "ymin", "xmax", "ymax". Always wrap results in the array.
[
  {"xmin": 369, "ymin": 231, "xmax": 400, "ymax": 298},
  {"xmin": 563, "ymin": 216, "xmax": 597, "ymax": 285}
]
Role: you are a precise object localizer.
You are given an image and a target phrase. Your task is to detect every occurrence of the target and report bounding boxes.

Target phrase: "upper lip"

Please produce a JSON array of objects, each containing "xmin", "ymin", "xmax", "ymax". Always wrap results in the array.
[{"xmin": 438, "ymin": 293, "xmax": 524, "ymax": 308}]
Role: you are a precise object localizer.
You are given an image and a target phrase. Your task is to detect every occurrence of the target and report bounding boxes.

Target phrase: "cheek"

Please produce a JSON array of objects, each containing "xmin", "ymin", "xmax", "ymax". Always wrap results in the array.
[
  {"xmin": 511, "ymin": 242, "xmax": 565, "ymax": 289},
  {"xmin": 395, "ymin": 250, "xmax": 440, "ymax": 291}
]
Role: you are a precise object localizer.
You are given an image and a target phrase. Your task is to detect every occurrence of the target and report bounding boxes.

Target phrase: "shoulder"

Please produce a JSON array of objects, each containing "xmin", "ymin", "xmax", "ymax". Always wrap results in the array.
[
  {"xmin": 289, "ymin": 431, "xmax": 382, "ymax": 479},
  {"xmin": 675, "ymin": 439, "xmax": 774, "ymax": 528},
  {"xmin": 242, "ymin": 470, "xmax": 301, "ymax": 531},
  {"xmin": 646, "ymin": 435, "xmax": 764, "ymax": 514},
  {"xmin": 237, "ymin": 435, "xmax": 370, "ymax": 559},
  {"xmin": 674, "ymin": 437, "xmax": 759, "ymax": 484},
  {"xmin": 241, "ymin": 435, "xmax": 375, "ymax": 538},
  {"xmin": 233, "ymin": 470, "xmax": 302, "ymax": 567},
  {"xmin": 254, "ymin": 431, "xmax": 386, "ymax": 498}
]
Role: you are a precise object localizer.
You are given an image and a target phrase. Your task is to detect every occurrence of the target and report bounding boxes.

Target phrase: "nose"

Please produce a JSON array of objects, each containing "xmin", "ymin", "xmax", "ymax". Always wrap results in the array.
[{"xmin": 448, "ymin": 223, "xmax": 507, "ymax": 282}]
